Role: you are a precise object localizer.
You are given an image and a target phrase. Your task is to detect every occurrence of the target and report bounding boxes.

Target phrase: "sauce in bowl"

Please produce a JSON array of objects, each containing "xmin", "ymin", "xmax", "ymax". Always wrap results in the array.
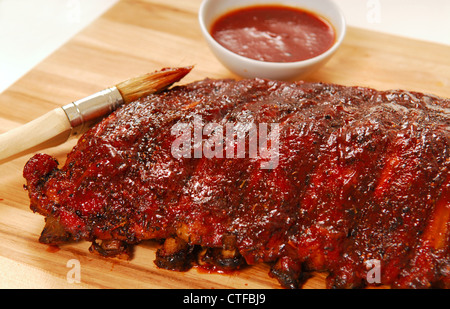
[{"xmin": 210, "ymin": 5, "xmax": 336, "ymax": 63}]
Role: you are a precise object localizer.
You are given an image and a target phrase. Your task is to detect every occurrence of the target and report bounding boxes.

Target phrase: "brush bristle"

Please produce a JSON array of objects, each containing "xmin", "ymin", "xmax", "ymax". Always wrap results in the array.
[{"xmin": 116, "ymin": 66, "xmax": 193, "ymax": 104}]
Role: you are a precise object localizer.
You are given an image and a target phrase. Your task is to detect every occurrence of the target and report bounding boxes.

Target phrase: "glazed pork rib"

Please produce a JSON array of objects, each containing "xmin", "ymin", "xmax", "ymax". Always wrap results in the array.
[{"xmin": 23, "ymin": 78, "xmax": 449, "ymax": 288}]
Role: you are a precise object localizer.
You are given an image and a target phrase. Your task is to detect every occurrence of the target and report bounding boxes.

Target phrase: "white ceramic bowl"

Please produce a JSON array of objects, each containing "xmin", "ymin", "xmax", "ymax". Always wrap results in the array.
[{"xmin": 198, "ymin": 0, "xmax": 346, "ymax": 80}]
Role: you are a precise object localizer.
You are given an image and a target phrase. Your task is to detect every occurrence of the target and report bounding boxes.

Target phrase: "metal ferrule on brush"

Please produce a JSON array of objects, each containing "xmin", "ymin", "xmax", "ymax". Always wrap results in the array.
[{"xmin": 62, "ymin": 87, "xmax": 124, "ymax": 135}]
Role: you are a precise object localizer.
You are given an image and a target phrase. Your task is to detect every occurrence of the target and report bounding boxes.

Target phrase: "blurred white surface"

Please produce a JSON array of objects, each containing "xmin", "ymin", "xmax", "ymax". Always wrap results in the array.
[
  {"xmin": 0, "ymin": 0, "xmax": 119, "ymax": 93},
  {"xmin": 0, "ymin": 0, "xmax": 449, "ymax": 93},
  {"xmin": 337, "ymin": 0, "xmax": 450, "ymax": 45}
]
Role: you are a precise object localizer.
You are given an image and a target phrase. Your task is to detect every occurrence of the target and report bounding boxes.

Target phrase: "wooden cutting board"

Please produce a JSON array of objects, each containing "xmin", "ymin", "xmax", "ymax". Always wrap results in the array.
[{"xmin": 0, "ymin": 0, "xmax": 449, "ymax": 289}]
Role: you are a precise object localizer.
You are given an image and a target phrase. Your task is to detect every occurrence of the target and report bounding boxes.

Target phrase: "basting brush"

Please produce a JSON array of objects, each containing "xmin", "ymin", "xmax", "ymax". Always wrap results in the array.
[{"xmin": 0, "ymin": 66, "xmax": 192, "ymax": 163}]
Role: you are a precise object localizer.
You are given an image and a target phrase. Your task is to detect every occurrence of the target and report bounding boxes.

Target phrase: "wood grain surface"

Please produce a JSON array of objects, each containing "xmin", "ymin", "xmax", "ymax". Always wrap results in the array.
[{"xmin": 0, "ymin": 0, "xmax": 449, "ymax": 289}]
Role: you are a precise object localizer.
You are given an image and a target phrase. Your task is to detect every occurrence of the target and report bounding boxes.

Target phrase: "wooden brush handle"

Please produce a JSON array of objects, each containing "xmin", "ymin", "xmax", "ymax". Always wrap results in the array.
[
  {"xmin": 0, "ymin": 108, "xmax": 72, "ymax": 163},
  {"xmin": 0, "ymin": 88, "xmax": 123, "ymax": 164},
  {"xmin": 0, "ymin": 68, "xmax": 193, "ymax": 164}
]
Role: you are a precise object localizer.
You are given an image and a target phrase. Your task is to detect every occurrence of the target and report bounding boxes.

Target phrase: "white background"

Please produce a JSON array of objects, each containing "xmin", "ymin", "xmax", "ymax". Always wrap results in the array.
[{"xmin": 0, "ymin": 0, "xmax": 449, "ymax": 94}]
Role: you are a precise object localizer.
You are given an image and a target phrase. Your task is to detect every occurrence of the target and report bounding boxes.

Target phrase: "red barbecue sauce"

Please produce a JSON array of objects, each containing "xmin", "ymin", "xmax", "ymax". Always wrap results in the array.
[{"xmin": 211, "ymin": 5, "xmax": 336, "ymax": 63}]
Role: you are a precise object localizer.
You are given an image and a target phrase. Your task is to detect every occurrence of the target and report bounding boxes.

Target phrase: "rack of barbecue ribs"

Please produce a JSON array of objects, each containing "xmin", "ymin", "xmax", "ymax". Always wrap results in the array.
[{"xmin": 23, "ymin": 77, "xmax": 449, "ymax": 289}]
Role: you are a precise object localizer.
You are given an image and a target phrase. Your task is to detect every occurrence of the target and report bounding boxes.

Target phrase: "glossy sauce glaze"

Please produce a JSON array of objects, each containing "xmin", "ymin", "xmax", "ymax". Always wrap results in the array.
[
  {"xmin": 210, "ymin": 5, "xmax": 336, "ymax": 63},
  {"xmin": 23, "ymin": 78, "xmax": 450, "ymax": 289}
]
